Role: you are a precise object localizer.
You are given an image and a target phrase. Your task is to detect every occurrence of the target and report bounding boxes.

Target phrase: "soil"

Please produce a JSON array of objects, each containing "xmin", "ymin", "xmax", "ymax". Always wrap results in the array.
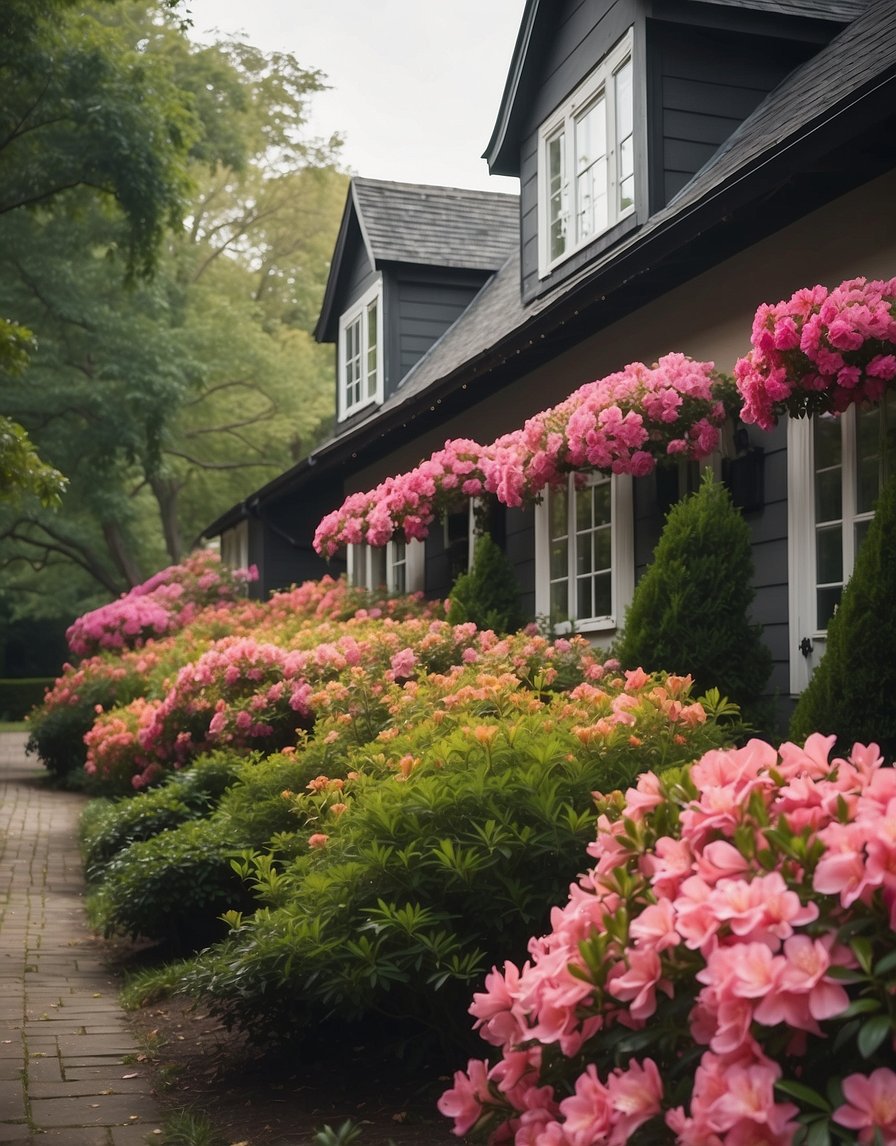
[{"xmin": 124, "ymin": 992, "xmax": 470, "ymax": 1146}]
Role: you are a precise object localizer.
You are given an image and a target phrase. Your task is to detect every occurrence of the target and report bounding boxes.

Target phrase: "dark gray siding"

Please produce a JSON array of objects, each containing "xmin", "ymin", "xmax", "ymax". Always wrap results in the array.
[
  {"xmin": 505, "ymin": 506, "xmax": 536, "ymax": 620},
  {"xmin": 394, "ymin": 270, "xmax": 489, "ymax": 382},
  {"xmin": 744, "ymin": 422, "xmax": 790, "ymax": 715},
  {"xmin": 649, "ymin": 22, "xmax": 820, "ymax": 207},
  {"xmin": 250, "ymin": 486, "xmax": 347, "ymax": 597}
]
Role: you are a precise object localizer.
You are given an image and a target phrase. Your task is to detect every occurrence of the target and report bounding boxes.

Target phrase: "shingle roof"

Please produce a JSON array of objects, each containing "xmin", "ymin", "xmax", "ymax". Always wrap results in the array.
[
  {"xmin": 347, "ymin": 0, "xmax": 896, "ymax": 423},
  {"xmin": 351, "ymin": 178, "xmax": 519, "ymax": 271},
  {"xmin": 689, "ymin": 0, "xmax": 867, "ymax": 19}
]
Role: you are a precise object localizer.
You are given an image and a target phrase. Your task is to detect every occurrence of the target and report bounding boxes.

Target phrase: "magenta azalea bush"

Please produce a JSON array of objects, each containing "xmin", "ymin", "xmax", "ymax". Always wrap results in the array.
[
  {"xmin": 66, "ymin": 551, "xmax": 258, "ymax": 659},
  {"xmin": 736, "ymin": 277, "xmax": 896, "ymax": 430},
  {"xmin": 440, "ymin": 733, "xmax": 896, "ymax": 1146},
  {"xmin": 314, "ymin": 355, "xmax": 731, "ymax": 555}
]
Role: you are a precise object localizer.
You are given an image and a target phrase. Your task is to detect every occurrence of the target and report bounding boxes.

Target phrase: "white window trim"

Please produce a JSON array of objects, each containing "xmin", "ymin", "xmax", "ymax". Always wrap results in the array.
[
  {"xmin": 347, "ymin": 538, "xmax": 424, "ymax": 594},
  {"xmin": 787, "ymin": 406, "xmax": 885, "ymax": 694},
  {"xmin": 534, "ymin": 473, "xmax": 634, "ymax": 640},
  {"xmin": 537, "ymin": 27, "xmax": 635, "ymax": 279},
  {"xmin": 337, "ymin": 278, "xmax": 383, "ymax": 422},
  {"xmin": 220, "ymin": 519, "xmax": 249, "ymax": 571}
]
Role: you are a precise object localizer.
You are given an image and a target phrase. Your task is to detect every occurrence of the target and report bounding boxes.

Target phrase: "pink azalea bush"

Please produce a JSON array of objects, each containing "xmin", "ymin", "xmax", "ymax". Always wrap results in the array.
[
  {"xmin": 314, "ymin": 357, "xmax": 731, "ymax": 554},
  {"xmin": 313, "ymin": 439, "xmax": 492, "ymax": 558},
  {"xmin": 66, "ymin": 550, "xmax": 258, "ymax": 659},
  {"xmin": 736, "ymin": 276, "xmax": 896, "ymax": 429},
  {"xmin": 483, "ymin": 354, "xmax": 731, "ymax": 508},
  {"xmin": 440, "ymin": 733, "xmax": 896, "ymax": 1146},
  {"xmin": 128, "ymin": 617, "xmax": 490, "ymax": 785}
]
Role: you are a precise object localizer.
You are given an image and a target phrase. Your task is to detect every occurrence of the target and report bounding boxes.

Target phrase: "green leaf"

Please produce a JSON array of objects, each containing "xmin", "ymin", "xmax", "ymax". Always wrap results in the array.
[
  {"xmin": 857, "ymin": 1014, "xmax": 892, "ymax": 1058},
  {"xmin": 775, "ymin": 1080, "xmax": 830, "ymax": 1112},
  {"xmin": 806, "ymin": 1118, "xmax": 831, "ymax": 1146},
  {"xmin": 840, "ymin": 998, "xmax": 883, "ymax": 1019},
  {"xmin": 873, "ymin": 949, "xmax": 896, "ymax": 976}
]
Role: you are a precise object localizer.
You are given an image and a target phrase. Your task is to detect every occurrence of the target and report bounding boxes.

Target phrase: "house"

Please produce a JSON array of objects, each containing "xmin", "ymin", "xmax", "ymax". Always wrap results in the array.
[{"xmin": 204, "ymin": 0, "xmax": 896, "ymax": 713}]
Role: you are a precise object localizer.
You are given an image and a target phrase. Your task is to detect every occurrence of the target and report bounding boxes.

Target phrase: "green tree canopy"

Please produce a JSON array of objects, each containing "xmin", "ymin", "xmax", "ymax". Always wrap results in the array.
[{"xmin": 0, "ymin": 3, "xmax": 345, "ymax": 622}]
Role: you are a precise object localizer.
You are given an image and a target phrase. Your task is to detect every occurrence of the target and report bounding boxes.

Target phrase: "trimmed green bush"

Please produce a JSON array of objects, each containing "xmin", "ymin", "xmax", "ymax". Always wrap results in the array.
[
  {"xmin": 80, "ymin": 751, "xmax": 244, "ymax": 881},
  {"xmin": 0, "ymin": 678, "xmax": 53, "ymax": 721},
  {"xmin": 446, "ymin": 533, "xmax": 524, "ymax": 634},
  {"xmin": 615, "ymin": 470, "xmax": 772, "ymax": 723},
  {"xmin": 790, "ymin": 469, "xmax": 896, "ymax": 758},
  {"xmin": 172, "ymin": 682, "xmax": 740, "ymax": 1048},
  {"xmin": 90, "ymin": 818, "xmax": 256, "ymax": 952}
]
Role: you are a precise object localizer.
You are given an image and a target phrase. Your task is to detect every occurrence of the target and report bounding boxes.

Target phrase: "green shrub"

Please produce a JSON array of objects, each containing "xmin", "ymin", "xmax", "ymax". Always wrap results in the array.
[
  {"xmin": 0, "ymin": 678, "xmax": 53, "ymax": 721},
  {"xmin": 80, "ymin": 750, "xmax": 244, "ymax": 881},
  {"xmin": 790, "ymin": 470, "xmax": 896, "ymax": 758},
  {"xmin": 446, "ymin": 533, "xmax": 524, "ymax": 634},
  {"xmin": 615, "ymin": 470, "xmax": 772, "ymax": 723},
  {"xmin": 26, "ymin": 660, "xmax": 147, "ymax": 784},
  {"xmin": 90, "ymin": 818, "xmax": 255, "ymax": 952},
  {"xmin": 174, "ymin": 681, "xmax": 740, "ymax": 1049}
]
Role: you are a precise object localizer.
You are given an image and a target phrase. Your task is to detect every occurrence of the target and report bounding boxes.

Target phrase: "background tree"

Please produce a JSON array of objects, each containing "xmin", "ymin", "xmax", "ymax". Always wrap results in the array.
[
  {"xmin": 614, "ymin": 470, "xmax": 772, "ymax": 725},
  {"xmin": 0, "ymin": 2, "xmax": 345, "ymax": 626}
]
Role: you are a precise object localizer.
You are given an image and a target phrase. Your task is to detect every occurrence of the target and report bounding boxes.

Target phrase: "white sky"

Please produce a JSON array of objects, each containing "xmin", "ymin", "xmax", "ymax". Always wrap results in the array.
[{"xmin": 183, "ymin": 0, "xmax": 525, "ymax": 193}]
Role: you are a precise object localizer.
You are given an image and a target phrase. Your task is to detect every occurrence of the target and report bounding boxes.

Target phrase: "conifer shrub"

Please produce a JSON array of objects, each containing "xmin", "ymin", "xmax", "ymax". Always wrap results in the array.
[
  {"xmin": 615, "ymin": 470, "xmax": 772, "ymax": 724},
  {"xmin": 446, "ymin": 533, "xmax": 524, "ymax": 634},
  {"xmin": 790, "ymin": 470, "xmax": 896, "ymax": 758}
]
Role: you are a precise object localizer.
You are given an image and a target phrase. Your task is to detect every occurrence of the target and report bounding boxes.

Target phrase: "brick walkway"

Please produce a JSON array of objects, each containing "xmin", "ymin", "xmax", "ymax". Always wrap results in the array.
[{"xmin": 0, "ymin": 732, "xmax": 165, "ymax": 1144}]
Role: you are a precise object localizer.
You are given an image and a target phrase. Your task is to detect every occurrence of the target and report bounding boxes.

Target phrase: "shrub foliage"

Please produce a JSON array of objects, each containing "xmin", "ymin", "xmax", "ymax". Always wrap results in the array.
[{"xmin": 615, "ymin": 471, "xmax": 772, "ymax": 720}]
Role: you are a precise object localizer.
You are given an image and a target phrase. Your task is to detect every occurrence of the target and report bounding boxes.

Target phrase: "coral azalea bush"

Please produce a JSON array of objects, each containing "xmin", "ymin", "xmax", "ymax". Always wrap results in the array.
[{"xmin": 440, "ymin": 733, "xmax": 896, "ymax": 1146}]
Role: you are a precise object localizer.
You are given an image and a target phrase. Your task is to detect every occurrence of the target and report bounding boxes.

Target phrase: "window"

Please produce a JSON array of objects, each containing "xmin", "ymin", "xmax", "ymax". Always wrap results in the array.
[
  {"xmin": 787, "ymin": 397, "xmax": 894, "ymax": 691},
  {"xmin": 538, "ymin": 29, "xmax": 635, "ymax": 277},
  {"xmin": 338, "ymin": 279, "xmax": 383, "ymax": 420},
  {"xmin": 347, "ymin": 538, "xmax": 424, "ymax": 594},
  {"xmin": 535, "ymin": 472, "xmax": 634, "ymax": 635},
  {"xmin": 220, "ymin": 520, "xmax": 249, "ymax": 572}
]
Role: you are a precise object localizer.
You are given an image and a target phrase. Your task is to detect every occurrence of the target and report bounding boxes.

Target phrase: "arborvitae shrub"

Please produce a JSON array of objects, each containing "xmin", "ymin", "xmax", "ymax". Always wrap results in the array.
[
  {"xmin": 446, "ymin": 533, "xmax": 524, "ymax": 634},
  {"xmin": 615, "ymin": 470, "xmax": 772, "ymax": 719},
  {"xmin": 790, "ymin": 469, "xmax": 896, "ymax": 759}
]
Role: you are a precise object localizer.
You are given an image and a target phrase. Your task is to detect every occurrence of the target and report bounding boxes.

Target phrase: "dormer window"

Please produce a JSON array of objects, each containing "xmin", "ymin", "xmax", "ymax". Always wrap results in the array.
[
  {"xmin": 338, "ymin": 279, "xmax": 383, "ymax": 421},
  {"xmin": 538, "ymin": 29, "xmax": 635, "ymax": 278}
]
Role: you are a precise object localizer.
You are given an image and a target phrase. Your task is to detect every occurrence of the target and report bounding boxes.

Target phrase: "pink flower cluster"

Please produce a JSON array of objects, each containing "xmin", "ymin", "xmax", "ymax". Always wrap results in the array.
[
  {"xmin": 126, "ymin": 618, "xmax": 488, "ymax": 785},
  {"xmin": 484, "ymin": 354, "xmax": 728, "ymax": 508},
  {"xmin": 66, "ymin": 551, "xmax": 258, "ymax": 659},
  {"xmin": 84, "ymin": 698, "xmax": 160, "ymax": 791},
  {"xmin": 440, "ymin": 733, "xmax": 896, "ymax": 1145},
  {"xmin": 313, "ymin": 440, "xmax": 491, "ymax": 558},
  {"xmin": 314, "ymin": 356, "xmax": 729, "ymax": 553},
  {"xmin": 736, "ymin": 277, "xmax": 896, "ymax": 429}
]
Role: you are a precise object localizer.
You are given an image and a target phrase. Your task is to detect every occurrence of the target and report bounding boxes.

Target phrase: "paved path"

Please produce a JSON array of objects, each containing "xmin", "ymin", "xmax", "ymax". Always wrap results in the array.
[{"xmin": 0, "ymin": 732, "xmax": 165, "ymax": 1144}]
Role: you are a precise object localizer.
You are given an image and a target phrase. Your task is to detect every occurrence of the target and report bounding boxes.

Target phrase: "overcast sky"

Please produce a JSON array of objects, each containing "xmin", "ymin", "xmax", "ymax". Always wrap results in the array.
[{"xmin": 183, "ymin": 0, "xmax": 525, "ymax": 193}]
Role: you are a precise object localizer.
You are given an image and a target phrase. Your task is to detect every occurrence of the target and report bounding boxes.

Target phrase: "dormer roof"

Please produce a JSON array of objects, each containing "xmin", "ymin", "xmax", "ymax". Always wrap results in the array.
[
  {"xmin": 315, "ymin": 178, "xmax": 519, "ymax": 342},
  {"xmin": 484, "ymin": 0, "xmax": 867, "ymax": 176}
]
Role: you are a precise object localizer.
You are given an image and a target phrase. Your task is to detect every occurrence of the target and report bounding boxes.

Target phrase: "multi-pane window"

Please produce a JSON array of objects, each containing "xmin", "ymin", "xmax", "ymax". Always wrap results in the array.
[
  {"xmin": 338, "ymin": 280, "xmax": 382, "ymax": 420},
  {"xmin": 813, "ymin": 397, "xmax": 893, "ymax": 628},
  {"xmin": 539, "ymin": 29, "xmax": 635, "ymax": 276},
  {"xmin": 537, "ymin": 473, "xmax": 633, "ymax": 634},
  {"xmin": 788, "ymin": 398, "xmax": 894, "ymax": 691},
  {"xmin": 347, "ymin": 539, "xmax": 423, "ymax": 595}
]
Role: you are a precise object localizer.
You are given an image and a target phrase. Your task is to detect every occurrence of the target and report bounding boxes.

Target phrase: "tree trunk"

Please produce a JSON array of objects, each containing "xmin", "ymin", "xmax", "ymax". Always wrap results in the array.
[
  {"xmin": 101, "ymin": 520, "xmax": 144, "ymax": 588},
  {"xmin": 149, "ymin": 474, "xmax": 183, "ymax": 564}
]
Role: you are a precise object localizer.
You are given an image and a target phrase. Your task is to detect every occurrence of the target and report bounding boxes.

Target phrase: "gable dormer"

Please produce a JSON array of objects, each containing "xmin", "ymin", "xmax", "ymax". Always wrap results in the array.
[
  {"xmin": 485, "ymin": 0, "xmax": 862, "ymax": 302},
  {"xmin": 315, "ymin": 178, "xmax": 518, "ymax": 426}
]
